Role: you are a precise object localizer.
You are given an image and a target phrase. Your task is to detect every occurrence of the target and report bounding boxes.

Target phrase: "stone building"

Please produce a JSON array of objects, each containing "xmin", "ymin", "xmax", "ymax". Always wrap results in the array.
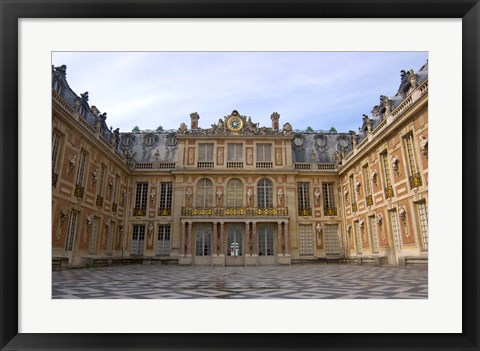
[{"xmin": 51, "ymin": 62, "xmax": 428, "ymax": 267}]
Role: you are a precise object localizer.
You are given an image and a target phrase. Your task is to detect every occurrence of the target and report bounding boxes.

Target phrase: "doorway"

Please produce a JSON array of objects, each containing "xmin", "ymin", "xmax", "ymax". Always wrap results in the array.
[{"xmin": 225, "ymin": 223, "xmax": 244, "ymax": 266}]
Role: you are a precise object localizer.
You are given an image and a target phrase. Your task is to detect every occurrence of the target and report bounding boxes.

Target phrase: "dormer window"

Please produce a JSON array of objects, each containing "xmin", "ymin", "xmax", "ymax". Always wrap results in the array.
[
  {"xmin": 53, "ymin": 80, "xmax": 62, "ymax": 93},
  {"xmin": 78, "ymin": 105, "xmax": 85, "ymax": 117}
]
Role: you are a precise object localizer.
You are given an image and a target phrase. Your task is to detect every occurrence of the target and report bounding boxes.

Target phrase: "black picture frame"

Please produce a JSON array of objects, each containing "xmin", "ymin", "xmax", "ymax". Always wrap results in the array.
[{"xmin": 1, "ymin": 1, "xmax": 479, "ymax": 350}]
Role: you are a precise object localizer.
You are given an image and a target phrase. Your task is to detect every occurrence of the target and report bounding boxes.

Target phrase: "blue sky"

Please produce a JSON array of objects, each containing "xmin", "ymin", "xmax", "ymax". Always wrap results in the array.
[{"xmin": 52, "ymin": 52, "xmax": 428, "ymax": 133}]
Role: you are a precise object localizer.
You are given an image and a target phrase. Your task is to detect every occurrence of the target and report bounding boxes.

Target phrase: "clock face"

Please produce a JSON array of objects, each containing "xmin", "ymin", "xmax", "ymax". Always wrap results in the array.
[{"xmin": 227, "ymin": 116, "xmax": 244, "ymax": 132}]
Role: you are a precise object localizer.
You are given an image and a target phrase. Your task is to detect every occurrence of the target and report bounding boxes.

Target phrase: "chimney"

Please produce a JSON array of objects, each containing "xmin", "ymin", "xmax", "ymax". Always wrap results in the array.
[
  {"xmin": 190, "ymin": 112, "xmax": 200, "ymax": 130},
  {"xmin": 271, "ymin": 112, "xmax": 280, "ymax": 131}
]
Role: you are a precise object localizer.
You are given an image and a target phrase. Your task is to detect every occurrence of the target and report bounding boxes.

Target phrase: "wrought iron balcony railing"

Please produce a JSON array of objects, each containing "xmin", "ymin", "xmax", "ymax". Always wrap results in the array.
[
  {"xmin": 74, "ymin": 185, "xmax": 84, "ymax": 198},
  {"xmin": 96, "ymin": 195, "xmax": 104, "ymax": 207},
  {"xmin": 158, "ymin": 208, "xmax": 172, "ymax": 216},
  {"xmin": 298, "ymin": 207, "xmax": 312, "ymax": 216},
  {"xmin": 351, "ymin": 202, "xmax": 358, "ymax": 212},
  {"xmin": 324, "ymin": 207, "xmax": 337, "ymax": 216},
  {"xmin": 366, "ymin": 195, "xmax": 373, "ymax": 206},
  {"xmin": 182, "ymin": 207, "xmax": 288, "ymax": 217},
  {"xmin": 409, "ymin": 173, "xmax": 423, "ymax": 188},
  {"xmin": 133, "ymin": 207, "xmax": 146, "ymax": 216},
  {"xmin": 384, "ymin": 185, "xmax": 394, "ymax": 199}
]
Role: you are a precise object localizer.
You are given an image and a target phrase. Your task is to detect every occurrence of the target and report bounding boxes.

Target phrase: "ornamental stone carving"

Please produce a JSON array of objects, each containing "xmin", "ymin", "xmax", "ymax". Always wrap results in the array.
[
  {"xmin": 399, "ymin": 206, "xmax": 407, "ymax": 224},
  {"xmin": 391, "ymin": 156, "xmax": 399, "ymax": 173},
  {"xmin": 92, "ymin": 168, "xmax": 98, "ymax": 183},
  {"xmin": 277, "ymin": 188, "xmax": 284, "ymax": 205},
  {"xmin": 355, "ymin": 180, "xmax": 361, "ymax": 193},
  {"xmin": 86, "ymin": 215, "xmax": 93, "ymax": 226},
  {"xmin": 60, "ymin": 207, "xmax": 68, "ymax": 223},
  {"xmin": 68, "ymin": 155, "xmax": 76, "ymax": 172},
  {"xmin": 376, "ymin": 214, "xmax": 383, "ymax": 225},
  {"xmin": 216, "ymin": 188, "xmax": 223, "ymax": 205},
  {"xmin": 314, "ymin": 188, "xmax": 321, "ymax": 206},
  {"xmin": 247, "ymin": 188, "xmax": 254, "ymax": 206},
  {"xmin": 371, "ymin": 171, "xmax": 377, "ymax": 186},
  {"xmin": 420, "ymin": 135, "xmax": 428, "ymax": 158},
  {"xmin": 282, "ymin": 122, "xmax": 293, "ymax": 136}
]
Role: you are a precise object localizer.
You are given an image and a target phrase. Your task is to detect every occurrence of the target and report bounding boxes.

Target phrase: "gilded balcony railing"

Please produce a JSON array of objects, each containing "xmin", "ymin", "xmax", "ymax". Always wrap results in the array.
[
  {"xmin": 324, "ymin": 207, "xmax": 337, "ymax": 216},
  {"xmin": 74, "ymin": 185, "xmax": 84, "ymax": 198},
  {"xmin": 182, "ymin": 207, "xmax": 288, "ymax": 217},
  {"xmin": 351, "ymin": 202, "xmax": 358, "ymax": 212},
  {"xmin": 133, "ymin": 208, "xmax": 146, "ymax": 216},
  {"xmin": 298, "ymin": 207, "xmax": 312, "ymax": 216},
  {"xmin": 409, "ymin": 173, "xmax": 423, "ymax": 188},
  {"xmin": 366, "ymin": 195, "xmax": 373, "ymax": 206},
  {"xmin": 384, "ymin": 185, "xmax": 394, "ymax": 199},
  {"xmin": 158, "ymin": 208, "xmax": 172, "ymax": 216}
]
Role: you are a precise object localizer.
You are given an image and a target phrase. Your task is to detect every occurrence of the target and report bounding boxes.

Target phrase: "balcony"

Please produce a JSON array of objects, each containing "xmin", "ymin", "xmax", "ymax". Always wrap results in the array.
[
  {"xmin": 352, "ymin": 202, "xmax": 358, "ymax": 212},
  {"xmin": 324, "ymin": 207, "xmax": 337, "ymax": 216},
  {"xmin": 112, "ymin": 202, "xmax": 118, "ymax": 212},
  {"xmin": 135, "ymin": 162, "xmax": 176, "ymax": 170},
  {"xmin": 158, "ymin": 208, "xmax": 172, "ymax": 216},
  {"xmin": 409, "ymin": 173, "xmax": 423, "ymax": 188},
  {"xmin": 96, "ymin": 195, "xmax": 104, "ymax": 207},
  {"xmin": 74, "ymin": 185, "xmax": 84, "ymax": 198},
  {"xmin": 133, "ymin": 207, "xmax": 146, "ymax": 216},
  {"xmin": 197, "ymin": 161, "xmax": 214, "ymax": 168},
  {"xmin": 182, "ymin": 207, "xmax": 288, "ymax": 217},
  {"xmin": 256, "ymin": 161, "xmax": 273, "ymax": 169},
  {"xmin": 384, "ymin": 185, "xmax": 394, "ymax": 199},
  {"xmin": 298, "ymin": 207, "xmax": 312, "ymax": 216},
  {"xmin": 294, "ymin": 163, "xmax": 336, "ymax": 171},
  {"xmin": 366, "ymin": 195, "xmax": 373, "ymax": 206},
  {"xmin": 226, "ymin": 161, "xmax": 244, "ymax": 168}
]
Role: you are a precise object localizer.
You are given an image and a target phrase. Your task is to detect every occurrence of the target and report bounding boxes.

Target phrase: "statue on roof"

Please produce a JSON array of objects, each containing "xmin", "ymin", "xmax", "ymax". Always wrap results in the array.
[{"xmin": 80, "ymin": 92, "xmax": 89, "ymax": 101}]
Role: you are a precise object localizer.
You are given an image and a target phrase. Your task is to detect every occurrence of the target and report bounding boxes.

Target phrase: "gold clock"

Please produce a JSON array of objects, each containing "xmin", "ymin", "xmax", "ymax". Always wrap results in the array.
[{"xmin": 227, "ymin": 116, "xmax": 244, "ymax": 132}]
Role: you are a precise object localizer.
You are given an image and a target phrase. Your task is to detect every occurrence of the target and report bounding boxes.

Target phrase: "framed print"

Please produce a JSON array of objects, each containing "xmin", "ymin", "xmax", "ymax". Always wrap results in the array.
[{"xmin": 1, "ymin": 0, "xmax": 479, "ymax": 350}]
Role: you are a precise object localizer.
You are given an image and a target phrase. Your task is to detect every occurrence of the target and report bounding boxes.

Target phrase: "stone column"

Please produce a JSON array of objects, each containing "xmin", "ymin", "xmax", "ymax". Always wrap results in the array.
[
  {"xmin": 284, "ymin": 221, "xmax": 290, "ymax": 255},
  {"xmin": 180, "ymin": 221, "xmax": 186, "ymax": 256},
  {"xmin": 187, "ymin": 222, "xmax": 192, "ymax": 256},
  {"xmin": 252, "ymin": 222, "xmax": 257, "ymax": 255},
  {"xmin": 277, "ymin": 222, "xmax": 283, "ymax": 255},
  {"xmin": 212, "ymin": 222, "xmax": 217, "ymax": 256},
  {"xmin": 219, "ymin": 222, "xmax": 225, "ymax": 256},
  {"xmin": 245, "ymin": 222, "xmax": 250, "ymax": 255}
]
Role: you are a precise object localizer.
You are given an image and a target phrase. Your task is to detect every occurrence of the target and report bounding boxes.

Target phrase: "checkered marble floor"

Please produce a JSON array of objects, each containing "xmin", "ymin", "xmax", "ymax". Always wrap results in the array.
[{"xmin": 52, "ymin": 264, "xmax": 428, "ymax": 299}]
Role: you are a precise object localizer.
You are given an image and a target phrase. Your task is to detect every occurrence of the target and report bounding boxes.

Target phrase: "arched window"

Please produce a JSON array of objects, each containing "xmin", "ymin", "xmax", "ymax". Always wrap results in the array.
[
  {"xmin": 196, "ymin": 178, "xmax": 213, "ymax": 207},
  {"xmin": 226, "ymin": 179, "xmax": 243, "ymax": 207},
  {"xmin": 257, "ymin": 178, "xmax": 273, "ymax": 208}
]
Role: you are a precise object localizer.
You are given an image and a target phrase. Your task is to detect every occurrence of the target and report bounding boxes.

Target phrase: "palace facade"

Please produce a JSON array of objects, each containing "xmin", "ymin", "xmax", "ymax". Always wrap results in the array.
[{"xmin": 52, "ymin": 62, "xmax": 428, "ymax": 268}]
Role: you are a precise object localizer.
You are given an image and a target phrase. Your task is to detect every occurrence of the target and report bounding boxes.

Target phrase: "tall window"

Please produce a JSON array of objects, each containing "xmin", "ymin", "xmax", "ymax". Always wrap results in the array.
[
  {"xmin": 354, "ymin": 221, "xmax": 362, "ymax": 254},
  {"xmin": 97, "ymin": 165, "xmax": 106, "ymax": 197},
  {"xmin": 362, "ymin": 165, "xmax": 372, "ymax": 196},
  {"xmin": 112, "ymin": 175, "xmax": 120, "ymax": 203},
  {"xmin": 226, "ymin": 179, "xmax": 243, "ymax": 207},
  {"xmin": 198, "ymin": 143, "xmax": 214, "ymax": 161},
  {"xmin": 297, "ymin": 182, "xmax": 311, "ymax": 216},
  {"xmin": 134, "ymin": 182, "xmax": 148, "ymax": 214},
  {"xmin": 227, "ymin": 224, "xmax": 243, "ymax": 257},
  {"xmin": 404, "ymin": 133, "xmax": 422, "ymax": 188},
  {"xmin": 76, "ymin": 150, "xmax": 87, "ymax": 187},
  {"xmin": 131, "ymin": 225, "xmax": 145, "ymax": 255},
  {"xmin": 299, "ymin": 224, "xmax": 313, "ymax": 255},
  {"xmin": 196, "ymin": 178, "xmax": 213, "ymax": 207},
  {"xmin": 156, "ymin": 225, "xmax": 171, "ymax": 256},
  {"xmin": 52, "ymin": 132, "xmax": 61, "ymax": 171},
  {"xmin": 381, "ymin": 152, "xmax": 394, "ymax": 198},
  {"xmin": 227, "ymin": 144, "xmax": 243, "ymax": 161},
  {"xmin": 322, "ymin": 182, "xmax": 336, "ymax": 215},
  {"xmin": 389, "ymin": 209, "xmax": 402, "ymax": 251},
  {"xmin": 416, "ymin": 201, "xmax": 428, "ymax": 250},
  {"xmin": 368, "ymin": 216, "xmax": 379, "ymax": 253},
  {"xmin": 349, "ymin": 175, "xmax": 356, "ymax": 204},
  {"xmin": 89, "ymin": 217, "xmax": 100, "ymax": 254},
  {"xmin": 258, "ymin": 224, "xmax": 274, "ymax": 256},
  {"xmin": 256, "ymin": 144, "xmax": 271, "ymax": 161},
  {"xmin": 159, "ymin": 182, "xmax": 173, "ymax": 214},
  {"xmin": 195, "ymin": 224, "xmax": 212, "ymax": 256},
  {"xmin": 257, "ymin": 178, "xmax": 273, "ymax": 208},
  {"xmin": 65, "ymin": 210, "xmax": 78, "ymax": 252}
]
